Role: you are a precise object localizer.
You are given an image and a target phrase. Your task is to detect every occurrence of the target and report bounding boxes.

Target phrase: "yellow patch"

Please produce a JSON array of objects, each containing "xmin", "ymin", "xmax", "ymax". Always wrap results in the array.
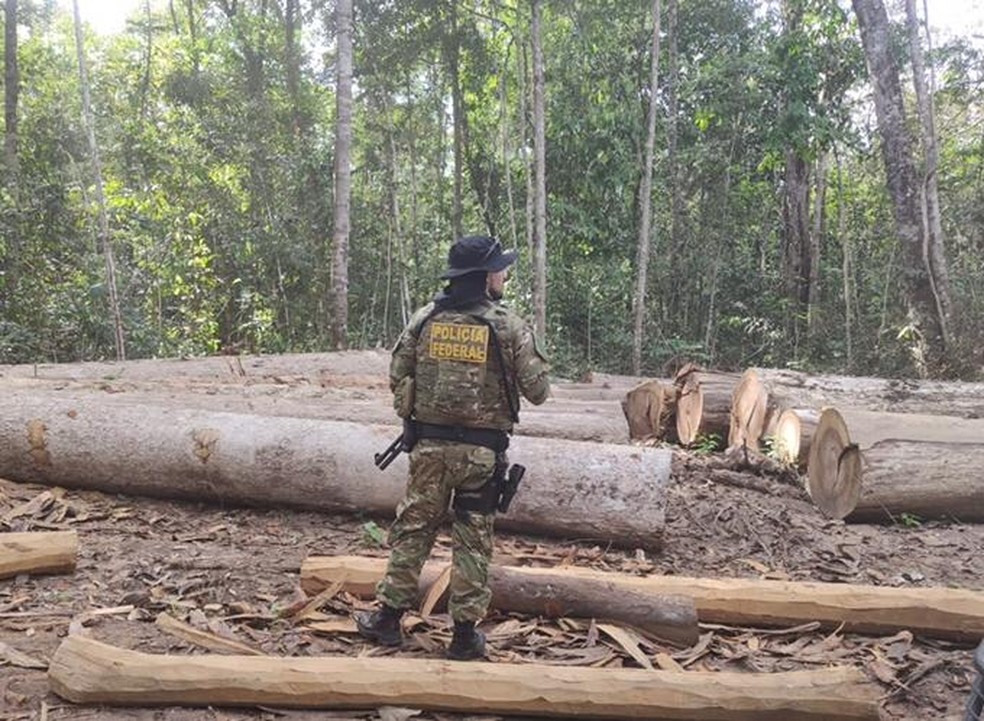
[{"xmin": 428, "ymin": 322, "xmax": 489, "ymax": 364}]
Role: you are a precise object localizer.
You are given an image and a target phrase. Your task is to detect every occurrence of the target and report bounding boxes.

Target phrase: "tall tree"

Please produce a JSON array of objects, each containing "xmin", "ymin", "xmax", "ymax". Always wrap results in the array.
[
  {"xmin": 72, "ymin": 0, "xmax": 126, "ymax": 360},
  {"xmin": 531, "ymin": 0, "xmax": 547, "ymax": 340},
  {"xmin": 904, "ymin": 0, "xmax": 954, "ymax": 349},
  {"xmin": 4, "ymin": 0, "xmax": 18, "ymax": 176},
  {"xmin": 851, "ymin": 0, "xmax": 950, "ymax": 375},
  {"xmin": 631, "ymin": 0, "xmax": 662, "ymax": 375},
  {"xmin": 330, "ymin": 0, "xmax": 354, "ymax": 350}
]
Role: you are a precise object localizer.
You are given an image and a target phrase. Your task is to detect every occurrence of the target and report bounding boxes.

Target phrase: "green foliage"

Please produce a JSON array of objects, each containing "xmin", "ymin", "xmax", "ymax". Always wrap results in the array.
[
  {"xmin": 360, "ymin": 520, "xmax": 387, "ymax": 548},
  {"xmin": 898, "ymin": 512, "xmax": 923, "ymax": 529},
  {"xmin": 0, "ymin": 0, "xmax": 980, "ymax": 379},
  {"xmin": 691, "ymin": 433, "xmax": 723, "ymax": 455}
]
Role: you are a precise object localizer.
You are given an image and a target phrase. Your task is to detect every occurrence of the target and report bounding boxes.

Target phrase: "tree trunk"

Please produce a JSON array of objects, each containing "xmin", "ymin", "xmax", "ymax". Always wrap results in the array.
[
  {"xmin": 50, "ymin": 636, "xmax": 880, "ymax": 720},
  {"xmin": 329, "ymin": 0, "xmax": 353, "ymax": 350},
  {"xmin": 531, "ymin": 0, "xmax": 548, "ymax": 341},
  {"xmin": 851, "ymin": 0, "xmax": 948, "ymax": 376},
  {"xmin": 0, "ymin": 530, "xmax": 77, "ymax": 579},
  {"xmin": 631, "ymin": 0, "xmax": 661, "ymax": 376},
  {"xmin": 300, "ymin": 555, "xmax": 984, "ymax": 643},
  {"xmin": 72, "ymin": 0, "xmax": 126, "ymax": 361},
  {"xmin": 848, "ymin": 439, "xmax": 984, "ymax": 523},
  {"xmin": 302, "ymin": 556, "xmax": 698, "ymax": 647},
  {"xmin": 446, "ymin": 0, "xmax": 464, "ymax": 239},
  {"xmin": 0, "ymin": 392, "xmax": 669, "ymax": 549},
  {"xmin": 807, "ymin": 152, "xmax": 827, "ymax": 340},
  {"xmin": 4, "ymin": 0, "xmax": 18, "ymax": 177},
  {"xmin": 837, "ymin": 407, "xmax": 984, "ymax": 449},
  {"xmin": 905, "ymin": 0, "xmax": 955, "ymax": 361}
]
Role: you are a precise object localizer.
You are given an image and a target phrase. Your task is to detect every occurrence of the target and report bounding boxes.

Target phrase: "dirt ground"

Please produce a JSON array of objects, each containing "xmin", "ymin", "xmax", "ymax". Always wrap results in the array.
[{"xmin": 1, "ymin": 355, "xmax": 983, "ymax": 721}]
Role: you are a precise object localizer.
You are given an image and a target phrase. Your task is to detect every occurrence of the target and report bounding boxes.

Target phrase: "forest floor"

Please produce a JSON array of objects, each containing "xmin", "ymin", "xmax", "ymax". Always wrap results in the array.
[{"xmin": 1, "ymin": 353, "xmax": 982, "ymax": 721}]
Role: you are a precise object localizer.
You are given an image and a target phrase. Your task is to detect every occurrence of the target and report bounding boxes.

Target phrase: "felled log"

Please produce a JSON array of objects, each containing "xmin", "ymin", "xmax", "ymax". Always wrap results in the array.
[
  {"xmin": 0, "ymin": 350, "xmax": 392, "ymax": 385},
  {"xmin": 0, "ymin": 379, "xmax": 628, "ymax": 445},
  {"xmin": 755, "ymin": 367, "xmax": 984, "ymax": 418},
  {"xmin": 673, "ymin": 365, "xmax": 741, "ymax": 448},
  {"xmin": 301, "ymin": 555, "xmax": 984, "ymax": 642},
  {"xmin": 49, "ymin": 636, "xmax": 881, "ymax": 720},
  {"xmin": 805, "ymin": 409, "xmax": 862, "ymax": 520},
  {"xmin": 620, "ymin": 380, "xmax": 677, "ymax": 441},
  {"xmin": 300, "ymin": 556, "xmax": 698, "ymax": 647},
  {"xmin": 0, "ymin": 530, "xmax": 78, "ymax": 579},
  {"xmin": 0, "ymin": 391, "xmax": 670, "ymax": 550},
  {"xmin": 772, "ymin": 408, "xmax": 819, "ymax": 469},
  {"xmin": 847, "ymin": 440, "xmax": 984, "ymax": 523},
  {"xmin": 837, "ymin": 408, "xmax": 984, "ymax": 449}
]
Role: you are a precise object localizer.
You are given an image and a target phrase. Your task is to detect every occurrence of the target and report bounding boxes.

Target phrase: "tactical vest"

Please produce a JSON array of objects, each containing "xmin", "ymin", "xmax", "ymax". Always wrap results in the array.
[{"xmin": 412, "ymin": 303, "xmax": 519, "ymax": 431}]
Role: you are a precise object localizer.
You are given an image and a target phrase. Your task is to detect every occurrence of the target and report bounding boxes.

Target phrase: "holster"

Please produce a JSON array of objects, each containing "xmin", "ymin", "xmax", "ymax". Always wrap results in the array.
[{"xmin": 453, "ymin": 454, "xmax": 509, "ymax": 518}]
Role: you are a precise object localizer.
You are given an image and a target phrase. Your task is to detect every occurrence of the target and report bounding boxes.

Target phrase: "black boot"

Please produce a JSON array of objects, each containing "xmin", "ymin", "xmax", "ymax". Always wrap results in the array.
[
  {"xmin": 447, "ymin": 621, "xmax": 486, "ymax": 661},
  {"xmin": 354, "ymin": 605, "xmax": 404, "ymax": 647}
]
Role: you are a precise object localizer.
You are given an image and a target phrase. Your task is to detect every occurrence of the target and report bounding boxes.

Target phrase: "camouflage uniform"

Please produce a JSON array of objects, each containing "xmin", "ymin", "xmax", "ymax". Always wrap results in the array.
[{"xmin": 376, "ymin": 298, "xmax": 550, "ymax": 622}]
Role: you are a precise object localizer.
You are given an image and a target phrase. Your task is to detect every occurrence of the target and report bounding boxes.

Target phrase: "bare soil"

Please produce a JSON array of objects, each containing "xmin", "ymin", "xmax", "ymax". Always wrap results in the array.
[{"xmin": 1, "ymin": 355, "xmax": 982, "ymax": 721}]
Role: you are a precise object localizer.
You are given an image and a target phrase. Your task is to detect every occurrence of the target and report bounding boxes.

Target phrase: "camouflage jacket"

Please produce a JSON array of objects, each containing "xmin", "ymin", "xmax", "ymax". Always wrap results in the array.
[{"xmin": 390, "ymin": 298, "xmax": 550, "ymax": 431}]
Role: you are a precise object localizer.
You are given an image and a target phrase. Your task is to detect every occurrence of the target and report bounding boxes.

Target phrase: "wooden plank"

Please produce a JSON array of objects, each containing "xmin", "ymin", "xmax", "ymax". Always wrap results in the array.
[
  {"xmin": 0, "ymin": 530, "xmax": 77, "ymax": 579},
  {"xmin": 301, "ymin": 555, "xmax": 984, "ymax": 642},
  {"xmin": 48, "ymin": 636, "xmax": 880, "ymax": 720}
]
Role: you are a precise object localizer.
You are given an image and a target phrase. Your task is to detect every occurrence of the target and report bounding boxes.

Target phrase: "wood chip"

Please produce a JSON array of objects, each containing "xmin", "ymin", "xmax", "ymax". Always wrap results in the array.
[
  {"xmin": 597, "ymin": 623, "xmax": 654, "ymax": 671},
  {"xmin": 0, "ymin": 641, "xmax": 48, "ymax": 669},
  {"xmin": 420, "ymin": 565, "xmax": 451, "ymax": 617},
  {"xmin": 155, "ymin": 612, "xmax": 264, "ymax": 655}
]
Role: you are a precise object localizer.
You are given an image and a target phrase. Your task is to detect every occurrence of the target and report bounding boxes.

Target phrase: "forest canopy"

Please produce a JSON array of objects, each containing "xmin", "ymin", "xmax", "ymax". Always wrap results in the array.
[{"xmin": 1, "ymin": 0, "xmax": 982, "ymax": 380}]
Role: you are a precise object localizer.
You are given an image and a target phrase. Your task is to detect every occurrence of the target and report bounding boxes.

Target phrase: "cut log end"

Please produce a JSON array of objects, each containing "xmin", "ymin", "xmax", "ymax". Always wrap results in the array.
[
  {"xmin": 674, "ymin": 373, "xmax": 703, "ymax": 446},
  {"xmin": 729, "ymin": 369, "xmax": 767, "ymax": 451},
  {"xmin": 620, "ymin": 380, "xmax": 675, "ymax": 441},
  {"xmin": 806, "ymin": 409, "xmax": 862, "ymax": 519},
  {"xmin": 773, "ymin": 408, "xmax": 820, "ymax": 469}
]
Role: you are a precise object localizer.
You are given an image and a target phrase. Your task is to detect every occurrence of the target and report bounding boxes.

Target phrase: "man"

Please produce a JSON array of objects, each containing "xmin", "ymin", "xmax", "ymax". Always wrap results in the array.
[{"xmin": 355, "ymin": 235, "xmax": 550, "ymax": 661}]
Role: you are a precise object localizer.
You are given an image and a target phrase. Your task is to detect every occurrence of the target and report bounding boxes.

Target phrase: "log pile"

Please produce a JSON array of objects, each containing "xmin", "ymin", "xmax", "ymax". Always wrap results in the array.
[{"xmin": 607, "ymin": 365, "xmax": 984, "ymax": 523}]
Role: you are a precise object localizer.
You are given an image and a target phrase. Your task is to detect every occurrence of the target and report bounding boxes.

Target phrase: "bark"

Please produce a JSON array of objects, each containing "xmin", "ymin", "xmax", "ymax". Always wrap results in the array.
[
  {"xmin": 851, "ymin": 0, "xmax": 948, "ymax": 376},
  {"xmin": 329, "ymin": 0, "xmax": 353, "ymax": 350},
  {"xmin": 302, "ymin": 556, "xmax": 698, "ymax": 647},
  {"xmin": 50, "ymin": 636, "xmax": 880, "ymax": 720},
  {"xmin": 0, "ymin": 530, "xmax": 77, "ymax": 579},
  {"xmin": 72, "ymin": 0, "xmax": 126, "ymax": 361},
  {"xmin": 848, "ymin": 440, "xmax": 984, "ymax": 523},
  {"xmin": 0, "ymin": 392, "xmax": 669, "ymax": 549},
  {"xmin": 301, "ymin": 555, "xmax": 984, "ymax": 643},
  {"xmin": 531, "ymin": 0, "xmax": 548, "ymax": 341},
  {"xmin": 631, "ymin": 0, "xmax": 661, "ymax": 376},
  {"xmin": 807, "ymin": 152, "xmax": 827, "ymax": 340}
]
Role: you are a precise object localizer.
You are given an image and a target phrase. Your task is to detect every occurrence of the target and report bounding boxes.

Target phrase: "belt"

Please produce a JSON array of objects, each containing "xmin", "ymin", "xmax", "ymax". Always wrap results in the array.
[{"xmin": 413, "ymin": 421, "xmax": 510, "ymax": 453}]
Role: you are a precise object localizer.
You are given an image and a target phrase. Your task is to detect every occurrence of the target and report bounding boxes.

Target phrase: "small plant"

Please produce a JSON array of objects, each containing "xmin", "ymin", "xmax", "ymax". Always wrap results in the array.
[
  {"xmin": 899, "ymin": 512, "xmax": 923, "ymax": 528},
  {"xmin": 360, "ymin": 520, "xmax": 387, "ymax": 547},
  {"xmin": 691, "ymin": 433, "xmax": 722, "ymax": 455}
]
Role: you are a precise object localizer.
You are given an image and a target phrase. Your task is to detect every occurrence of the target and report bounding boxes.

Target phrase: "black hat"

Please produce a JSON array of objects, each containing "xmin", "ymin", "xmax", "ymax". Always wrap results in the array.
[{"xmin": 440, "ymin": 236, "xmax": 518, "ymax": 279}]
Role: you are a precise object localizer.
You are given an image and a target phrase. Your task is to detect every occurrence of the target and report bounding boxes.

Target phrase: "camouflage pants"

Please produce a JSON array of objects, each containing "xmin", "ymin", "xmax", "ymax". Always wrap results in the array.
[{"xmin": 376, "ymin": 439, "xmax": 497, "ymax": 623}]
